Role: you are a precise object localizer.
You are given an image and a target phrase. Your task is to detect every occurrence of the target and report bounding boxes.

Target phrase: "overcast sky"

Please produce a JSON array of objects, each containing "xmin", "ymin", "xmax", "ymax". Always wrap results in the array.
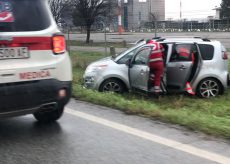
[{"xmin": 165, "ymin": 0, "xmax": 222, "ymax": 20}]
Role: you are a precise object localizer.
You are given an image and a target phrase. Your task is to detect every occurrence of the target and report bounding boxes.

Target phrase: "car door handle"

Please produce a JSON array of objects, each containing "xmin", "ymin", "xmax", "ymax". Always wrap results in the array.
[
  {"xmin": 140, "ymin": 70, "xmax": 145, "ymax": 75},
  {"xmin": 179, "ymin": 65, "xmax": 187, "ymax": 70}
]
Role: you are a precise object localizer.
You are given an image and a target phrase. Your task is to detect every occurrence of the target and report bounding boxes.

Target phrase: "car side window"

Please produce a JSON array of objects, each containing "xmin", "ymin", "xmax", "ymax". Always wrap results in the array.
[
  {"xmin": 117, "ymin": 49, "xmax": 137, "ymax": 64},
  {"xmin": 198, "ymin": 44, "xmax": 214, "ymax": 60},
  {"xmin": 133, "ymin": 47, "xmax": 151, "ymax": 65},
  {"xmin": 170, "ymin": 44, "xmax": 195, "ymax": 62}
]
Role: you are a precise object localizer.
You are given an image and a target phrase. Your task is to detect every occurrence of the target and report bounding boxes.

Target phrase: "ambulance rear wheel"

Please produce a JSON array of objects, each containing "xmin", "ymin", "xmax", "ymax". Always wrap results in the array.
[{"xmin": 33, "ymin": 105, "xmax": 64, "ymax": 123}]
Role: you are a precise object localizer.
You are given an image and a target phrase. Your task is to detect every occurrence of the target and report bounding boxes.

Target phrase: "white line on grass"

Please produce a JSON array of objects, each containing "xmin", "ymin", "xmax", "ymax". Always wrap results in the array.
[{"xmin": 65, "ymin": 107, "xmax": 230, "ymax": 164}]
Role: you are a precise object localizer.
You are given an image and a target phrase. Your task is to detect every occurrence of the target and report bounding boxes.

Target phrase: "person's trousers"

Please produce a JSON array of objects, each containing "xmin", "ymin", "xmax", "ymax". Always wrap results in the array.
[{"xmin": 149, "ymin": 61, "xmax": 164, "ymax": 92}]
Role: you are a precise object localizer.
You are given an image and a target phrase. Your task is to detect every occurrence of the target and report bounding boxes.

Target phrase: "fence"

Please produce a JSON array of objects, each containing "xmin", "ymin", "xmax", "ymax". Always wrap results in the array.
[{"xmin": 138, "ymin": 19, "xmax": 230, "ymax": 32}]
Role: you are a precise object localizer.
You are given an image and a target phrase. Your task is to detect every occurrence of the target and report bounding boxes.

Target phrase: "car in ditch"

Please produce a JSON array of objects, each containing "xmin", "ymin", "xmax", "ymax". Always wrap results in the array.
[{"xmin": 83, "ymin": 37, "xmax": 229, "ymax": 98}]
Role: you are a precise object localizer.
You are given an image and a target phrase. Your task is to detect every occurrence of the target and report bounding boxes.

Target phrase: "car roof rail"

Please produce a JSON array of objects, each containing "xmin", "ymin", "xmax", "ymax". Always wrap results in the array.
[
  {"xmin": 151, "ymin": 36, "xmax": 166, "ymax": 42},
  {"xmin": 202, "ymin": 38, "xmax": 211, "ymax": 42},
  {"xmin": 129, "ymin": 39, "xmax": 145, "ymax": 45},
  {"xmin": 134, "ymin": 39, "xmax": 145, "ymax": 44},
  {"xmin": 159, "ymin": 36, "xmax": 203, "ymax": 39},
  {"xmin": 156, "ymin": 38, "xmax": 166, "ymax": 42},
  {"xmin": 152, "ymin": 36, "xmax": 162, "ymax": 40}
]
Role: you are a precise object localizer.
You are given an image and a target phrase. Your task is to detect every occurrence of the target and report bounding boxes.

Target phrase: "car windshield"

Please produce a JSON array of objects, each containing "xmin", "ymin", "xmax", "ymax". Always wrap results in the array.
[
  {"xmin": 0, "ymin": 0, "xmax": 51, "ymax": 32},
  {"xmin": 112, "ymin": 41, "xmax": 145, "ymax": 60}
]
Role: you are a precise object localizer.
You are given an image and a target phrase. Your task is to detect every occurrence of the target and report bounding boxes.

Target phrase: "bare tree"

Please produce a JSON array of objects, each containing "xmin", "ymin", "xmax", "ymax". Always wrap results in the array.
[
  {"xmin": 72, "ymin": 0, "xmax": 110, "ymax": 43},
  {"xmin": 48, "ymin": 0, "xmax": 71, "ymax": 24},
  {"xmin": 101, "ymin": 0, "xmax": 117, "ymax": 28},
  {"xmin": 149, "ymin": 12, "xmax": 159, "ymax": 37}
]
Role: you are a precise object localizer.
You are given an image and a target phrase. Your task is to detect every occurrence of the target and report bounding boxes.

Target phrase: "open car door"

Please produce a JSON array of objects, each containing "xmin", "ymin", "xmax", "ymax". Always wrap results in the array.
[
  {"xmin": 129, "ymin": 46, "xmax": 151, "ymax": 92},
  {"xmin": 166, "ymin": 43, "xmax": 195, "ymax": 91}
]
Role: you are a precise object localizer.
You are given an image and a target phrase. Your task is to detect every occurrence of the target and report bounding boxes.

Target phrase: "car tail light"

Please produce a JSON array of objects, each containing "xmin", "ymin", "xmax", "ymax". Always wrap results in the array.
[
  {"xmin": 222, "ymin": 52, "xmax": 228, "ymax": 60},
  {"xmin": 52, "ymin": 35, "xmax": 66, "ymax": 54}
]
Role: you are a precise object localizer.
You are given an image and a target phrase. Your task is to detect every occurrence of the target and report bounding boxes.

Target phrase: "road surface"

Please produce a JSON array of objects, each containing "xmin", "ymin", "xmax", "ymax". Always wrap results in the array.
[{"xmin": 0, "ymin": 99, "xmax": 229, "ymax": 164}]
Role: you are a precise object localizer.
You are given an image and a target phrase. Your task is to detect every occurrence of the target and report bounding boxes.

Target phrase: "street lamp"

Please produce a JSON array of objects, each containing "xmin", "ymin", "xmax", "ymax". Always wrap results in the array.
[{"xmin": 100, "ymin": 21, "xmax": 108, "ymax": 56}]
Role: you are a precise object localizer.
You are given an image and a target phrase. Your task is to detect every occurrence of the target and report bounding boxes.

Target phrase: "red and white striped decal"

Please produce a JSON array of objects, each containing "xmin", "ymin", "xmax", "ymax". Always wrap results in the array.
[{"xmin": 0, "ymin": 37, "xmax": 52, "ymax": 50}]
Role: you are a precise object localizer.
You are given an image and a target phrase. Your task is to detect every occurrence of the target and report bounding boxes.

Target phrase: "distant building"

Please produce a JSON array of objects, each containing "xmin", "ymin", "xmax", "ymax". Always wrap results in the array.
[
  {"xmin": 213, "ymin": 7, "xmax": 221, "ymax": 20},
  {"xmin": 122, "ymin": 0, "xmax": 165, "ymax": 30}
]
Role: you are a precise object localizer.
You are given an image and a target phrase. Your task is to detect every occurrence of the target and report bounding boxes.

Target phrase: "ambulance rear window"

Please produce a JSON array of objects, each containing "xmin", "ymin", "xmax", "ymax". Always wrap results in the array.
[{"xmin": 0, "ymin": 0, "xmax": 51, "ymax": 32}]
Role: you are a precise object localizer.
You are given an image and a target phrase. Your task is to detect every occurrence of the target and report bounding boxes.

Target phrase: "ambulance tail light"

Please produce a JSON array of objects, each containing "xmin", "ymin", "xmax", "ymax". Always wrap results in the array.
[
  {"xmin": 222, "ymin": 52, "xmax": 228, "ymax": 60},
  {"xmin": 52, "ymin": 35, "xmax": 66, "ymax": 54}
]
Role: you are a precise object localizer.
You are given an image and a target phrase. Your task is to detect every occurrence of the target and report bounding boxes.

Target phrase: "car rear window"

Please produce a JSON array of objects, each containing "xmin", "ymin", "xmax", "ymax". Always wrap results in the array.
[
  {"xmin": 198, "ymin": 44, "xmax": 214, "ymax": 60},
  {"xmin": 0, "ymin": 0, "xmax": 51, "ymax": 32}
]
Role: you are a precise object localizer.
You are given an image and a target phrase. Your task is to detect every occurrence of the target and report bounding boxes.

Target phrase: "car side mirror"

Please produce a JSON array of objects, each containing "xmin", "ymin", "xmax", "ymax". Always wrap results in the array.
[
  {"xmin": 125, "ymin": 59, "xmax": 132, "ymax": 68},
  {"xmin": 112, "ymin": 53, "xmax": 117, "ymax": 59}
]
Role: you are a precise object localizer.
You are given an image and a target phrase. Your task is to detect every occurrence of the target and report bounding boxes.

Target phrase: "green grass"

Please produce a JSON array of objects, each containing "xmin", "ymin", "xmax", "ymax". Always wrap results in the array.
[
  {"xmin": 71, "ymin": 51, "xmax": 105, "ymax": 70},
  {"xmin": 71, "ymin": 51, "xmax": 230, "ymax": 139},
  {"xmin": 67, "ymin": 40, "xmax": 130, "ymax": 48}
]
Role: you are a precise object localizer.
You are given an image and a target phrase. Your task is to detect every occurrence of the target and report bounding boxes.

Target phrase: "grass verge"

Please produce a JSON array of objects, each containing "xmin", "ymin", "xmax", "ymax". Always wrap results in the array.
[{"xmin": 71, "ymin": 51, "xmax": 230, "ymax": 139}]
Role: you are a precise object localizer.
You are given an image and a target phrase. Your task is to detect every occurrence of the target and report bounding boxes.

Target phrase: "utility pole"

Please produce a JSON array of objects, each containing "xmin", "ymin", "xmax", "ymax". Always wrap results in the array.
[
  {"xmin": 104, "ymin": 25, "xmax": 107, "ymax": 56},
  {"xmin": 227, "ymin": 18, "xmax": 230, "ymax": 32},
  {"xmin": 101, "ymin": 21, "xmax": 107, "ymax": 56},
  {"xmin": 149, "ymin": 0, "xmax": 151, "ymax": 13},
  {"xmin": 154, "ymin": 21, "xmax": 157, "ymax": 37},
  {"xmin": 118, "ymin": 0, "xmax": 123, "ymax": 34},
  {"xmin": 180, "ymin": 0, "xmax": 182, "ymax": 19},
  {"xmin": 179, "ymin": 0, "xmax": 182, "ymax": 31}
]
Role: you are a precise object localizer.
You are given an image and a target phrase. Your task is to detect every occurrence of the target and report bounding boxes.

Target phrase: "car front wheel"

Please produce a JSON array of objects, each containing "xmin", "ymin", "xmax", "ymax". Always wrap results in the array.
[
  {"xmin": 99, "ymin": 79, "xmax": 125, "ymax": 93},
  {"xmin": 197, "ymin": 78, "xmax": 223, "ymax": 98}
]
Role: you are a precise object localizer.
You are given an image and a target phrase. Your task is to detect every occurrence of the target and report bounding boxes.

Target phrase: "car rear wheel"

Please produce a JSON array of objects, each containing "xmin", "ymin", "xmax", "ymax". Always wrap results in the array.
[
  {"xmin": 99, "ymin": 79, "xmax": 125, "ymax": 93},
  {"xmin": 197, "ymin": 78, "xmax": 223, "ymax": 98},
  {"xmin": 33, "ymin": 105, "xmax": 64, "ymax": 123}
]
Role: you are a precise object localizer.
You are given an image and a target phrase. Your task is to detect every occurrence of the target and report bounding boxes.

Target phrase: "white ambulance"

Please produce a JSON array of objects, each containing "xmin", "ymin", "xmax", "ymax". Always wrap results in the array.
[{"xmin": 0, "ymin": 0, "xmax": 72, "ymax": 122}]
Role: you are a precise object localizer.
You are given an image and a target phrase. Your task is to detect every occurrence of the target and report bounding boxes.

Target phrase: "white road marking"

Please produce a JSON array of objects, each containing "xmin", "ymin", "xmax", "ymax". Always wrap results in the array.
[{"xmin": 65, "ymin": 107, "xmax": 230, "ymax": 164}]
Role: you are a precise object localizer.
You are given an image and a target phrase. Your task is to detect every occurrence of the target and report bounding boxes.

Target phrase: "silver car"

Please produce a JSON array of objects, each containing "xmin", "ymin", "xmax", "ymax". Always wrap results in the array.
[{"xmin": 83, "ymin": 37, "xmax": 229, "ymax": 98}]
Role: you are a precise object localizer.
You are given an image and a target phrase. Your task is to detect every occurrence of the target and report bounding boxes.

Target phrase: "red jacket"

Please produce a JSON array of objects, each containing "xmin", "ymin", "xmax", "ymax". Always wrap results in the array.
[
  {"xmin": 178, "ymin": 47, "xmax": 195, "ymax": 64},
  {"xmin": 148, "ymin": 41, "xmax": 164, "ymax": 63}
]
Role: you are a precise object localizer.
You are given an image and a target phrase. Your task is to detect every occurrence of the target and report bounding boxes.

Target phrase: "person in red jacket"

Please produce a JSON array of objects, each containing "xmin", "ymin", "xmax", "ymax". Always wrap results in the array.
[
  {"xmin": 176, "ymin": 46, "xmax": 195, "ymax": 95},
  {"xmin": 147, "ymin": 40, "xmax": 165, "ymax": 97},
  {"xmin": 177, "ymin": 46, "xmax": 195, "ymax": 64}
]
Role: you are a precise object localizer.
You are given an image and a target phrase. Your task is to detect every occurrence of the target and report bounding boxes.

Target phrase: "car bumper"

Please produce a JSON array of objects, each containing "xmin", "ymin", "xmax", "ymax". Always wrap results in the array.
[
  {"xmin": 0, "ymin": 79, "xmax": 71, "ymax": 118},
  {"xmin": 83, "ymin": 75, "xmax": 97, "ymax": 89}
]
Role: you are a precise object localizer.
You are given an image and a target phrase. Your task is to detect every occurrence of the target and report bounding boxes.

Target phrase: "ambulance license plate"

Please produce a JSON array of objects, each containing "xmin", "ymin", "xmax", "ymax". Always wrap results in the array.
[{"xmin": 0, "ymin": 47, "xmax": 29, "ymax": 59}]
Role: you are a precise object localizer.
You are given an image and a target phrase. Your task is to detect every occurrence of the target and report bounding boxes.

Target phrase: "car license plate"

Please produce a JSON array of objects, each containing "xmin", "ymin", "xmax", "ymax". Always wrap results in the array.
[{"xmin": 0, "ymin": 47, "xmax": 29, "ymax": 59}]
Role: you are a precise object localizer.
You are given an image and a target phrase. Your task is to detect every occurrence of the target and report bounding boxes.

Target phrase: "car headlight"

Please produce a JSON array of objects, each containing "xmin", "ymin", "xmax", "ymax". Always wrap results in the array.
[
  {"xmin": 85, "ymin": 66, "xmax": 97, "ymax": 74},
  {"xmin": 85, "ymin": 64, "xmax": 108, "ymax": 74}
]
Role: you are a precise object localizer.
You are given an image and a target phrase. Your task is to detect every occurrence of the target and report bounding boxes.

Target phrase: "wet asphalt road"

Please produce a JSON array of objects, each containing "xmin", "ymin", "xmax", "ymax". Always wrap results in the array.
[{"xmin": 0, "ymin": 99, "xmax": 229, "ymax": 164}]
